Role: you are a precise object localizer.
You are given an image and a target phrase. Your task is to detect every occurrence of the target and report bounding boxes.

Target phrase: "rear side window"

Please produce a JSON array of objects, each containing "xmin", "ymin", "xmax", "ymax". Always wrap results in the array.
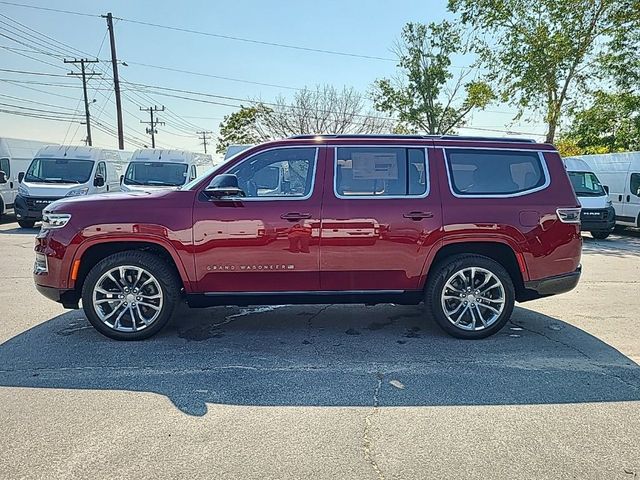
[
  {"xmin": 445, "ymin": 149, "xmax": 546, "ymax": 196},
  {"xmin": 335, "ymin": 147, "xmax": 428, "ymax": 197}
]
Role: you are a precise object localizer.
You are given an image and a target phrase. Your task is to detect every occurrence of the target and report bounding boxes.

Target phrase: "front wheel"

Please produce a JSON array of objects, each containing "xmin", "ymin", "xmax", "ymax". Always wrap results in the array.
[
  {"xmin": 81, "ymin": 251, "xmax": 180, "ymax": 340},
  {"xmin": 426, "ymin": 255, "xmax": 515, "ymax": 339},
  {"xmin": 590, "ymin": 230, "xmax": 610, "ymax": 240},
  {"xmin": 18, "ymin": 219, "xmax": 36, "ymax": 228}
]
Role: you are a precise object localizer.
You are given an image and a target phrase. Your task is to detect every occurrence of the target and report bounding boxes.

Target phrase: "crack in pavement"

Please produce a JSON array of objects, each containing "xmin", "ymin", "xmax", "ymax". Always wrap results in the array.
[
  {"xmin": 305, "ymin": 304, "xmax": 332, "ymax": 355},
  {"xmin": 363, "ymin": 372, "xmax": 385, "ymax": 480}
]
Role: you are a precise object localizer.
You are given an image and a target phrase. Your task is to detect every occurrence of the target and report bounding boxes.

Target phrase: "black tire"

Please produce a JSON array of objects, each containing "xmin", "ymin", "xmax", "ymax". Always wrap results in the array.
[
  {"xmin": 18, "ymin": 219, "xmax": 35, "ymax": 228},
  {"xmin": 425, "ymin": 254, "xmax": 515, "ymax": 339},
  {"xmin": 590, "ymin": 230, "xmax": 610, "ymax": 240},
  {"xmin": 81, "ymin": 250, "xmax": 180, "ymax": 340}
]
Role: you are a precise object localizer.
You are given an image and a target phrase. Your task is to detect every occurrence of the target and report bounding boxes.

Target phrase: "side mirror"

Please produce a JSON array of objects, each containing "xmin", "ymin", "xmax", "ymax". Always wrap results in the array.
[
  {"xmin": 18, "ymin": 172, "xmax": 24, "ymax": 183},
  {"xmin": 120, "ymin": 174, "xmax": 124, "ymax": 185},
  {"xmin": 94, "ymin": 174, "xmax": 105, "ymax": 187},
  {"xmin": 204, "ymin": 174, "xmax": 246, "ymax": 199},
  {"xmin": 0, "ymin": 171, "xmax": 6, "ymax": 184},
  {"xmin": 603, "ymin": 185, "xmax": 609, "ymax": 194}
]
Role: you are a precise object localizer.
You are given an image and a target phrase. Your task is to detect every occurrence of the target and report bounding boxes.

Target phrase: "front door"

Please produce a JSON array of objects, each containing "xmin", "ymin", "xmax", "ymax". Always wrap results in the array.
[
  {"xmin": 624, "ymin": 172, "xmax": 640, "ymax": 226},
  {"xmin": 320, "ymin": 144, "xmax": 442, "ymax": 291},
  {"xmin": 193, "ymin": 146, "xmax": 324, "ymax": 293}
]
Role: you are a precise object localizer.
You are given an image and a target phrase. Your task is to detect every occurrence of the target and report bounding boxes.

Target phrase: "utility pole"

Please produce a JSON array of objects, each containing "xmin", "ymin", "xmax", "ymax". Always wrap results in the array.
[
  {"xmin": 197, "ymin": 130, "xmax": 213, "ymax": 154},
  {"xmin": 140, "ymin": 106, "xmax": 165, "ymax": 148},
  {"xmin": 103, "ymin": 12, "xmax": 124, "ymax": 150},
  {"xmin": 64, "ymin": 58, "xmax": 101, "ymax": 147}
]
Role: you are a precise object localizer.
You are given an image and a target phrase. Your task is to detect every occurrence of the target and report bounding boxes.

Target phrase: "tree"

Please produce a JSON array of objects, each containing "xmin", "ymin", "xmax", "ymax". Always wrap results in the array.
[
  {"xmin": 372, "ymin": 21, "xmax": 494, "ymax": 135},
  {"xmin": 559, "ymin": 90, "xmax": 640, "ymax": 155},
  {"xmin": 448, "ymin": 0, "xmax": 639, "ymax": 143},
  {"xmin": 216, "ymin": 86, "xmax": 392, "ymax": 154},
  {"xmin": 216, "ymin": 105, "xmax": 272, "ymax": 154}
]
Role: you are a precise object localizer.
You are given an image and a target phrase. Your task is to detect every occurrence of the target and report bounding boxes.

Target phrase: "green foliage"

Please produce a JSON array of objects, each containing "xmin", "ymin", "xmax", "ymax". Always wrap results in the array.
[
  {"xmin": 560, "ymin": 91, "xmax": 640, "ymax": 154},
  {"xmin": 448, "ymin": 0, "xmax": 639, "ymax": 143},
  {"xmin": 372, "ymin": 21, "xmax": 494, "ymax": 135},
  {"xmin": 216, "ymin": 105, "xmax": 271, "ymax": 154}
]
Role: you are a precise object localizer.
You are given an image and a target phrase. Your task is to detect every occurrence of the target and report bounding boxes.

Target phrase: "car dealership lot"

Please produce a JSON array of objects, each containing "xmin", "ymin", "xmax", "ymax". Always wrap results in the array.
[{"xmin": 0, "ymin": 217, "xmax": 639, "ymax": 479}]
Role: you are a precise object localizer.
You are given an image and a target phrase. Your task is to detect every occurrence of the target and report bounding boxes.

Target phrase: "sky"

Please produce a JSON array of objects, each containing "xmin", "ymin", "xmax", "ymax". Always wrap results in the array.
[{"xmin": 0, "ymin": 0, "xmax": 548, "ymax": 160}]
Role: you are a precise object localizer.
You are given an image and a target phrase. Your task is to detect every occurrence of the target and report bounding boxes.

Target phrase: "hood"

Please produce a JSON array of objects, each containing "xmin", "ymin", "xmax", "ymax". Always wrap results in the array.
[
  {"xmin": 577, "ymin": 194, "xmax": 610, "ymax": 209},
  {"xmin": 46, "ymin": 189, "xmax": 172, "ymax": 212},
  {"xmin": 20, "ymin": 181, "xmax": 90, "ymax": 198},
  {"xmin": 121, "ymin": 184, "xmax": 180, "ymax": 193}
]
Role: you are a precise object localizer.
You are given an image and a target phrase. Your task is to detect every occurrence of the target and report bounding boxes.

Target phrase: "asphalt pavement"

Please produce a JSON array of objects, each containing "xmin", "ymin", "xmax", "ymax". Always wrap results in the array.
[{"xmin": 0, "ymin": 215, "xmax": 638, "ymax": 479}]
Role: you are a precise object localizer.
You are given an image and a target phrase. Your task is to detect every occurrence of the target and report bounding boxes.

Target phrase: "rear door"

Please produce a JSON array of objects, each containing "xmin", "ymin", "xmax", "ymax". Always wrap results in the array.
[
  {"xmin": 319, "ymin": 143, "xmax": 442, "ymax": 291},
  {"xmin": 193, "ymin": 146, "xmax": 325, "ymax": 293}
]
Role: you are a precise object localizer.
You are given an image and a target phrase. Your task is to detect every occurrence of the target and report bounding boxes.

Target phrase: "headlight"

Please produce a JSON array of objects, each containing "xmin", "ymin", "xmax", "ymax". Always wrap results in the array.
[
  {"xmin": 18, "ymin": 184, "xmax": 28, "ymax": 197},
  {"xmin": 42, "ymin": 213, "xmax": 71, "ymax": 229},
  {"xmin": 66, "ymin": 187, "xmax": 89, "ymax": 197}
]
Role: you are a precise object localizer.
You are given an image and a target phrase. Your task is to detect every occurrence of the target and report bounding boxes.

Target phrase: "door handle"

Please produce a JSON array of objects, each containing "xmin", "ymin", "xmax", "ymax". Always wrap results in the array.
[
  {"xmin": 627, "ymin": 195, "xmax": 631, "ymax": 202},
  {"xmin": 10, "ymin": 182, "xmax": 13, "ymax": 189},
  {"xmin": 619, "ymin": 195, "xmax": 623, "ymax": 202},
  {"xmin": 281, "ymin": 212, "xmax": 312, "ymax": 221},
  {"xmin": 403, "ymin": 211, "xmax": 434, "ymax": 220}
]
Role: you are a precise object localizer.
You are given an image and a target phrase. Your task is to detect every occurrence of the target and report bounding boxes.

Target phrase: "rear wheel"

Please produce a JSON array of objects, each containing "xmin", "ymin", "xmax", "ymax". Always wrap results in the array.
[
  {"xmin": 426, "ymin": 255, "xmax": 515, "ymax": 339},
  {"xmin": 81, "ymin": 251, "xmax": 180, "ymax": 340},
  {"xmin": 590, "ymin": 230, "xmax": 610, "ymax": 240},
  {"xmin": 18, "ymin": 219, "xmax": 35, "ymax": 228}
]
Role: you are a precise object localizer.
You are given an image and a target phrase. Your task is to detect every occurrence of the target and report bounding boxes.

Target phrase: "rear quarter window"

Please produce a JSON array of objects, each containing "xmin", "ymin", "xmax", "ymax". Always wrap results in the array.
[{"xmin": 445, "ymin": 149, "xmax": 547, "ymax": 196}]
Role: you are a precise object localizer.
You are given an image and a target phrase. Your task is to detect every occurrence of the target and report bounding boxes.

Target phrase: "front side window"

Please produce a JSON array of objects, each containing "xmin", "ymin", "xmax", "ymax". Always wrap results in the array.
[
  {"xmin": 0, "ymin": 158, "xmax": 10, "ymax": 177},
  {"xmin": 124, "ymin": 162, "xmax": 188, "ymax": 187},
  {"xmin": 446, "ymin": 149, "xmax": 546, "ymax": 196},
  {"xmin": 228, "ymin": 147, "xmax": 317, "ymax": 199},
  {"xmin": 25, "ymin": 158, "xmax": 94, "ymax": 184},
  {"xmin": 96, "ymin": 162, "xmax": 106, "ymax": 181},
  {"xmin": 335, "ymin": 147, "xmax": 427, "ymax": 197},
  {"xmin": 631, "ymin": 173, "xmax": 640, "ymax": 197},
  {"xmin": 568, "ymin": 171, "xmax": 605, "ymax": 196}
]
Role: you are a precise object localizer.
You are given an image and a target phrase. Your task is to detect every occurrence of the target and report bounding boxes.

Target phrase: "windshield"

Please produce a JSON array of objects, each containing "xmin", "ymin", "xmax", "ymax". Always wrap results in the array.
[
  {"xmin": 568, "ymin": 171, "xmax": 606, "ymax": 196},
  {"xmin": 25, "ymin": 158, "xmax": 94, "ymax": 184},
  {"xmin": 124, "ymin": 162, "xmax": 188, "ymax": 187}
]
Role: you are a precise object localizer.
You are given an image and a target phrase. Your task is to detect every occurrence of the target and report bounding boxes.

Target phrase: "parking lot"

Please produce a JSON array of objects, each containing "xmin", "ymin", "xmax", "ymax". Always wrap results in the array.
[{"xmin": 0, "ymin": 215, "xmax": 639, "ymax": 479}]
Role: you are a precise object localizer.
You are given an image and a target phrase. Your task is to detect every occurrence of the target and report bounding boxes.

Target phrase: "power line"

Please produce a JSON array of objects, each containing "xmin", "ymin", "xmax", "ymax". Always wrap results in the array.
[
  {"xmin": 140, "ymin": 105, "xmax": 165, "ymax": 148},
  {"xmin": 0, "ymin": 1, "xmax": 97, "ymax": 18},
  {"xmin": 64, "ymin": 58, "xmax": 101, "ymax": 146}
]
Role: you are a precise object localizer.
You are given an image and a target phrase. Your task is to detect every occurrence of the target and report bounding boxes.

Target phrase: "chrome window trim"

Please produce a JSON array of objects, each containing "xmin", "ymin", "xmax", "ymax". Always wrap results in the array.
[
  {"xmin": 442, "ymin": 147, "xmax": 551, "ymax": 199},
  {"xmin": 332, "ymin": 145, "xmax": 431, "ymax": 200},
  {"xmin": 215, "ymin": 146, "xmax": 320, "ymax": 202}
]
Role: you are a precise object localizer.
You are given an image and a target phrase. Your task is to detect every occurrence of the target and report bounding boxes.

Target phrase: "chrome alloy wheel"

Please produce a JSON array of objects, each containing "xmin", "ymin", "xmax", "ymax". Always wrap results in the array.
[
  {"xmin": 92, "ymin": 265, "xmax": 164, "ymax": 332},
  {"xmin": 440, "ymin": 267, "xmax": 506, "ymax": 331}
]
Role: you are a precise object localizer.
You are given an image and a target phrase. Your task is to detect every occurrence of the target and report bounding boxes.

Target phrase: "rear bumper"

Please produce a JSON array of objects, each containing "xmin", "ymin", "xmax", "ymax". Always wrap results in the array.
[
  {"xmin": 35, "ymin": 284, "xmax": 80, "ymax": 309},
  {"xmin": 521, "ymin": 266, "xmax": 581, "ymax": 300}
]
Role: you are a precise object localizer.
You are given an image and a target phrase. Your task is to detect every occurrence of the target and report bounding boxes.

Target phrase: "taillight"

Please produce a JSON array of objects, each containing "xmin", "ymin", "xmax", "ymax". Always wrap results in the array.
[{"xmin": 556, "ymin": 208, "xmax": 581, "ymax": 224}]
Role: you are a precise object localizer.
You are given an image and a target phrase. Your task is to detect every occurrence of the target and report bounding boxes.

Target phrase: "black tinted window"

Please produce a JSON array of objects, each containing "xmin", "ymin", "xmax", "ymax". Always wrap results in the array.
[
  {"xmin": 446, "ymin": 149, "xmax": 546, "ymax": 195},
  {"xmin": 0, "ymin": 158, "xmax": 9, "ymax": 177},
  {"xmin": 631, "ymin": 173, "xmax": 640, "ymax": 197},
  {"xmin": 336, "ymin": 147, "xmax": 427, "ymax": 197}
]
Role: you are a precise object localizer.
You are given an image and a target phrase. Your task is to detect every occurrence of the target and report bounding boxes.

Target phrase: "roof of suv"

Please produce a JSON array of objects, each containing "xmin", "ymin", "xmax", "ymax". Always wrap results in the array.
[{"xmin": 288, "ymin": 134, "xmax": 538, "ymax": 143}]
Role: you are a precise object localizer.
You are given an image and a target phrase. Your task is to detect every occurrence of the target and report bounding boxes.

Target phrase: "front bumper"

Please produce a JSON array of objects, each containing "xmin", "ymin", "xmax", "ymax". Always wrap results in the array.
[
  {"xmin": 35, "ymin": 284, "xmax": 80, "ymax": 309},
  {"xmin": 580, "ymin": 207, "xmax": 616, "ymax": 231},
  {"xmin": 521, "ymin": 265, "xmax": 582, "ymax": 300},
  {"xmin": 15, "ymin": 194, "xmax": 61, "ymax": 222}
]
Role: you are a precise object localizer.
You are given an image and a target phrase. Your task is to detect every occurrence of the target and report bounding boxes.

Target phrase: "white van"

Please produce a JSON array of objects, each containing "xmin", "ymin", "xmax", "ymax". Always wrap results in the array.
[
  {"xmin": 223, "ymin": 144, "xmax": 253, "ymax": 161},
  {"xmin": 0, "ymin": 138, "xmax": 56, "ymax": 221},
  {"xmin": 563, "ymin": 156, "xmax": 615, "ymax": 239},
  {"xmin": 578, "ymin": 152, "xmax": 640, "ymax": 229},
  {"xmin": 121, "ymin": 149, "xmax": 213, "ymax": 192},
  {"xmin": 15, "ymin": 146, "xmax": 130, "ymax": 228}
]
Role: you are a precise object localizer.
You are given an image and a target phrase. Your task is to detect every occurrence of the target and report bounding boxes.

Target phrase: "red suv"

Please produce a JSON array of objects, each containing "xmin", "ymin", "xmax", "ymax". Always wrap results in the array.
[{"xmin": 34, "ymin": 135, "xmax": 582, "ymax": 340}]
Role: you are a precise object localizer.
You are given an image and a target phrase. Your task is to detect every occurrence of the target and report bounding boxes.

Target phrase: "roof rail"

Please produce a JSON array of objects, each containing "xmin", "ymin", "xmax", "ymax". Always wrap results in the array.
[{"xmin": 287, "ymin": 134, "xmax": 536, "ymax": 143}]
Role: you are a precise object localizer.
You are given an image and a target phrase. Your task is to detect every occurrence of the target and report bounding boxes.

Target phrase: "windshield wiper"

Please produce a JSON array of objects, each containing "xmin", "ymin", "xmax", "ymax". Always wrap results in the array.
[
  {"xmin": 147, "ymin": 181, "xmax": 179, "ymax": 186},
  {"xmin": 124, "ymin": 179, "xmax": 145, "ymax": 185}
]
